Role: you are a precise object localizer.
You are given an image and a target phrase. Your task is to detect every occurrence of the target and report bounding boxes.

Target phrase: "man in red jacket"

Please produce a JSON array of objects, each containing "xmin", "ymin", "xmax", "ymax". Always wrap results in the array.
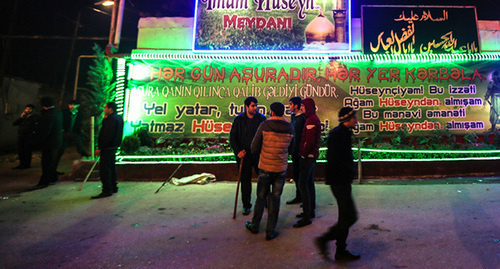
[{"xmin": 293, "ymin": 98, "xmax": 321, "ymax": 228}]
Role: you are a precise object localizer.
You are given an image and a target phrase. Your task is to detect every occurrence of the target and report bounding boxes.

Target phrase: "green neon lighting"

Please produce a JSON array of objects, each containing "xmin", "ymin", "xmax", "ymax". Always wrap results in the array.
[
  {"xmin": 116, "ymin": 147, "xmax": 500, "ymax": 165},
  {"xmin": 131, "ymin": 51, "xmax": 500, "ymax": 63},
  {"xmin": 115, "ymin": 58, "xmax": 127, "ymax": 115}
]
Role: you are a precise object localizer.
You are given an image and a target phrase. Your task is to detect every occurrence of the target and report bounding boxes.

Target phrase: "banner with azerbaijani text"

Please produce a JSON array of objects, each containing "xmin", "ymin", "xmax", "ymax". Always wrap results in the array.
[{"xmin": 125, "ymin": 57, "xmax": 500, "ymax": 138}]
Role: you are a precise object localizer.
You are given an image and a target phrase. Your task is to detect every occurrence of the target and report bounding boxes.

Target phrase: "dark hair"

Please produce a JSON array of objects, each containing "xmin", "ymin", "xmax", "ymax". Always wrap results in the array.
[
  {"xmin": 270, "ymin": 102, "xmax": 285, "ymax": 117},
  {"xmin": 244, "ymin": 96, "xmax": 258, "ymax": 107},
  {"xmin": 289, "ymin": 96, "xmax": 302, "ymax": 107},
  {"xmin": 25, "ymin": 104, "xmax": 35, "ymax": 109},
  {"xmin": 40, "ymin": 97, "xmax": 54, "ymax": 107},
  {"xmin": 106, "ymin": 102, "xmax": 117, "ymax": 112},
  {"xmin": 69, "ymin": 99, "xmax": 80, "ymax": 105}
]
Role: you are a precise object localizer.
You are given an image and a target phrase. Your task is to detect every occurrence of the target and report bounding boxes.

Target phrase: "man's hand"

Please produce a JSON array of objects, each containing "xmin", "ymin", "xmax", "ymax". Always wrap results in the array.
[{"xmin": 237, "ymin": 150, "xmax": 246, "ymax": 159}]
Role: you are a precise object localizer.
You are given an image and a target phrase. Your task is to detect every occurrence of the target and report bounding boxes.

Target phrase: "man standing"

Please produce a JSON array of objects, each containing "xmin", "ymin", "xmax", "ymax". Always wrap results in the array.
[
  {"xmin": 55, "ymin": 100, "xmax": 89, "ymax": 174},
  {"xmin": 286, "ymin": 96, "xmax": 306, "ymax": 205},
  {"xmin": 293, "ymin": 98, "xmax": 321, "ymax": 228},
  {"xmin": 92, "ymin": 102, "xmax": 124, "ymax": 199},
  {"xmin": 315, "ymin": 106, "xmax": 360, "ymax": 261},
  {"xmin": 485, "ymin": 70, "xmax": 500, "ymax": 132},
  {"xmin": 12, "ymin": 104, "xmax": 39, "ymax": 169},
  {"xmin": 245, "ymin": 102, "xmax": 294, "ymax": 240},
  {"xmin": 230, "ymin": 96, "xmax": 266, "ymax": 215},
  {"xmin": 31, "ymin": 97, "xmax": 63, "ymax": 190}
]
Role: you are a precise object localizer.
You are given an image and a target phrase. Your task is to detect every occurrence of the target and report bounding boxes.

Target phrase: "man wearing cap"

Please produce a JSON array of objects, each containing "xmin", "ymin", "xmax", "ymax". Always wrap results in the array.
[
  {"xmin": 55, "ymin": 100, "xmax": 89, "ymax": 174},
  {"xmin": 245, "ymin": 102, "xmax": 294, "ymax": 240},
  {"xmin": 31, "ymin": 97, "xmax": 63, "ymax": 190},
  {"xmin": 12, "ymin": 104, "xmax": 40, "ymax": 169},
  {"xmin": 315, "ymin": 106, "xmax": 360, "ymax": 261}
]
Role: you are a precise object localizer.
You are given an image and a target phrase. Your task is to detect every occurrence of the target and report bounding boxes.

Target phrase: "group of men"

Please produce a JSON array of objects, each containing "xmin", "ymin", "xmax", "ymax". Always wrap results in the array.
[
  {"xmin": 230, "ymin": 96, "xmax": 361, "ymax": 261},
  {"xmin": 12, "ymin": 97, "xmax": 123, "ymax": 199}
]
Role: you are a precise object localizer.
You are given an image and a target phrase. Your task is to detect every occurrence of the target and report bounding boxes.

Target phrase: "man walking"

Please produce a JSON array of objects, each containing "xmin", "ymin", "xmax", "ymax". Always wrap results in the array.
[
  {"xmin": 315, "ymin": 106, "xmax": 361, "ymax": 261},
  {"xmin": 286, "ymin": 96, "xmax": 306, "ymax": 205},
  {"xmin": 31, "ymin": 97, "xmax": 63, "ymax": 190},
  {"xmin": 293, "ymin": 98, "xmax": 321, "ymax": 228},
  {"xmin": 12, "ymin": 104, "xmax": 39, "ymax": 169},
  {"xmin": 92, "ymin": 102, "xmax": 124, "ymax": 199},
  {"xmin": 230, "ymin": 96, "xmax": 266, "ymax": 215},
  {"xmin": 245, "ymin": 102, "xmax": 294, "ymax": 240}
]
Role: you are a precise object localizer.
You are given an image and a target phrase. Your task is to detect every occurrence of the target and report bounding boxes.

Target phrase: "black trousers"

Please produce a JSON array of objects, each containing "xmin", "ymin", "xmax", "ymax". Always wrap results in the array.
[
  {"xmin": 17, "ymin": 135, "xmax": 33, "ymax": 168},
  {"xmin": 236, "ymin": 153, "xmax": 259, "ymax": 209},
  {"xmin": 291, "ymin": 154, "xmax": 301, "ymax": 200},
  {"xmin": 99, "ymin": 149, "xmax": 118, "ymax": 194},
  {"xmin": 322, "ymin": 184, "xmax": 358, "ymax": 250},
  {"xmin": 38, "ymin": 148, "xmax": 58, "ymax": 186}
]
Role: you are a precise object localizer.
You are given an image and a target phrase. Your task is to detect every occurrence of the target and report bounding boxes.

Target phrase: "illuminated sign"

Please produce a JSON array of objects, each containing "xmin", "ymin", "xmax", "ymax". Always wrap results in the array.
[
  {"xmin": 193, "ymin": 0, "xmax": 351, "ymax": 53},
  {"xmin": 362, "ymin": 6, "xmax": 480, "ymax": 54},
  {"xmin": 125, "ymin": 53, "xmax": 500, "ymax": 138}
]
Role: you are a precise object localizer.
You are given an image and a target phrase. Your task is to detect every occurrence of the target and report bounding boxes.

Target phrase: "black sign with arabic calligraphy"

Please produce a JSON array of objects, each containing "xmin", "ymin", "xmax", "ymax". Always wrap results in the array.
[{"xmin": 361, "ymin": 6, "xmax": 480, "ymax": 55}]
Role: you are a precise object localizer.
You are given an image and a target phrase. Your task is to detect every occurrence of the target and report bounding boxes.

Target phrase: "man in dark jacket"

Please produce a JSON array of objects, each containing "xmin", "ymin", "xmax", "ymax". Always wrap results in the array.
[
  {"xmin": 55, "ymin": 100, "xmax": 89, "ymax": 174},
  {"xmin": 230, "ymin": 96, "xmax": 266, "ymax": 215},
  {"xmin": 12, "ymin": 104, "xmax": 40, "ymax": 169},
  {"xmin": 293, "ymin": 97, "xmax": 321, "ymax": 228},
  {"xmin": 315, "ymin": 106, "xmax": 360, "ymax": 262},
  {"xmin": 287, "ymin": 96, "xmax": 306, "ymax": 205},
  {"xmin": 92, "ymin": 102, "xmax": 124, "ymax": 199},
  {"xmin": 31, "ymin": 97, "xmax": 63, "ymax": 190},
  {"xmin": 245, "ymin": 102, "xmax": 294, "ymax": 240}
]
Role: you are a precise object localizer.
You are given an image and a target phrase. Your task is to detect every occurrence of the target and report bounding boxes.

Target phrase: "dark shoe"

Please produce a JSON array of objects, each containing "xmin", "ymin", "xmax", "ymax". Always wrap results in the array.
[
  {"xmin": 242, "ymin": 207, "xmax": 251, "ymax": 216},
  {"xmin": 296, "ymin": 212, "xmax": 315, "ymax": 219},
  {"xmin": 286, "ymin": 198, "xmax": 302, "ymax": 205},
  {"xmin": 293, "ymin": 218, "xmax": 312, "ymax": 228},
  {"xmin": 335, "ymin": 250, "xmax": 361, "ymax": 261},
  {"xmin": 266, "ymin": 230, "xmax": 279, "ymax": 240},
  {"xmin": 113, "ymin": 188, "xmax": 118, "ymax": 193},
  {"xmin": 315, "ymin": 237, "xmax": 332, "ymax": 262},
  {"xmin": 91, "ymin": 192, "xmax": 112, "ymax": 199},
  {"xmin": 56, "ymin": 171, "xmax": 64, "ymax": 175},
  {"xmin": 245, "ymin": 221, "xmax": 258, "ymax": 234},
  {"xmin": 12, "ymin": 165, "xmax": 22, "ymax": 170}
]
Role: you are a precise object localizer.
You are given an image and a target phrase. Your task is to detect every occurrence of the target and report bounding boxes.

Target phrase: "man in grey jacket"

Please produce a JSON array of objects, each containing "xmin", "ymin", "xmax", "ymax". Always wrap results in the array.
[{"xmin": 245, "ymin": 102, "xmax": 294, "ymax": 240}]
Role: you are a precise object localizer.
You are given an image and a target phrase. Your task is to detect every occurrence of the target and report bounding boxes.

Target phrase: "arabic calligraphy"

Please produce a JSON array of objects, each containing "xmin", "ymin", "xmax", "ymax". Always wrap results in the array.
[{"xmin": 367, "ymin": 7, "xmax": 479, "ymax": 55}]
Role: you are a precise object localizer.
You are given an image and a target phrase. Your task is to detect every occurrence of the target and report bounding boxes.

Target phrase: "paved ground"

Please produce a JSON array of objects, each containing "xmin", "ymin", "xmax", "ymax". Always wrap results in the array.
[{"xmin": 0, "ymin": 150, "xmax": 499, "ymax": 268}]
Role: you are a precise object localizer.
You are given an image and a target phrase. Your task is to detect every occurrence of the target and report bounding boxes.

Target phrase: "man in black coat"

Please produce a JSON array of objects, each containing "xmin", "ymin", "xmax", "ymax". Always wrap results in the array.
[
  {"xmin": 31, "ymin": 97, "xmax": 63, "ymax": 190},
  {"xmin": 286, "ymin": 96, "xmax": 306, "ymax": 205},
  {"xmin": 229, "ymin": 96, "xmax": 266, "ymax": 215},
  {"xmin": 12, "ymin": 104, "xmax": 40, "ymax": 169},
  {"xmin": 92, "ymin": 102, "xmax": 124, "ymax": 199},
  {"xmin": 315, "ymin": 106, "xmax": 361, "ymax": 262}
]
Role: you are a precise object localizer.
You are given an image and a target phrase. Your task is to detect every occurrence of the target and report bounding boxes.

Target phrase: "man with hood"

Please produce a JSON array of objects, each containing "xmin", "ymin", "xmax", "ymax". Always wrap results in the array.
[
  {"xmin": 315, "ymin": 106, "xmax": 361, "ymax": 261},
  {"xmin": 293, "ymin": 97, "xmax": 321, "ymax": 228},
  {"xmin": 230, "ymin": 96, "xmax": 266, "ymax": 215},
  {"xmin": 245, "ymin": 102, "xmax": 294, "ymax": 240}
]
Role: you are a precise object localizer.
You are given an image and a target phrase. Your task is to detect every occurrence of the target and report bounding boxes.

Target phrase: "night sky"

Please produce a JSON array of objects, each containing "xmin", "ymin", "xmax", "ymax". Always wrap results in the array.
[{"xmin": 0, "ymin": 0, "xmax": 497, "ymax": 102}]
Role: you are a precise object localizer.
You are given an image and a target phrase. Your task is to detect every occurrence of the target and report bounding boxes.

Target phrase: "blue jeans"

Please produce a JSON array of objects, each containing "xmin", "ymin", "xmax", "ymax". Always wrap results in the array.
[
  {"xmin": 298, "ymin": 157, "xmax": 316, "ymax": 221},
  {"xmin": 251, "ymin": 169, "xmax": 286, "ymax": 235}
]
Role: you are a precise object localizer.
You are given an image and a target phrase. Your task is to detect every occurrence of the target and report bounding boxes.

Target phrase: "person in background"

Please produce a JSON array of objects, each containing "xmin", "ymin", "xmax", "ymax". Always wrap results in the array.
[
  {"xmin": 55, "ymin": 99, "xmax": 89, "ymax": 175},
  {"xmin": 245, "ymin": 102, "xmax": 294, "ymax": 240},
  {"xmin": 30, "ymin": 97, "xmax": 62, "ymax": 190},
  {"xmin": 485, "ymin": 70, "xmax": 500, "ymax": 132},
  {"xmin": 230, "ymin": 96, "xmax": 266, "ymax": 215},
  {"xmin": 315, "ymin": 106, "xmax": 361, "ymax": 262},
  {"xmin": 12, "ymin": 104, "xmax": 40, "ymax": 170},
  {"xmin": 293, "ymin": 98, "xmax": 321, "ymax": 228},
  {"xmin": 92, "ymin": 102, "xmax": 124, "ymax": 199},
  {"xmin": 286, "ymin": 96, "xmax": 306, "ymax": 205}
]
